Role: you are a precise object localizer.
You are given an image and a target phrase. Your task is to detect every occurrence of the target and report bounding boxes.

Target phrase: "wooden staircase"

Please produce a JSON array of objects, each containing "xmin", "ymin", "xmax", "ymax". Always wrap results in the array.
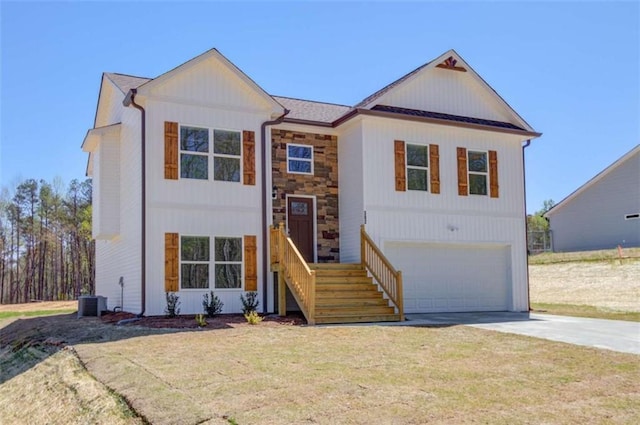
[
  {"xmin": 270, "ymin": 224, "xmax": 403, "ymax": 325},
  {"xmin": 311, "ymin": 263, "xmax": 401, "ymax": 324}
]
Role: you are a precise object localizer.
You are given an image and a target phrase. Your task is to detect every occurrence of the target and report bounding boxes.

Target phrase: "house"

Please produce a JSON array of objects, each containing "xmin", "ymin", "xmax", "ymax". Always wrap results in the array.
[
  {"xmin": 82, "ymin": 48, "xmax": 541, "ymax": 323},
  {"xmin": 545, "ymin": 145, "xmax": 639, "ymax": 252}
]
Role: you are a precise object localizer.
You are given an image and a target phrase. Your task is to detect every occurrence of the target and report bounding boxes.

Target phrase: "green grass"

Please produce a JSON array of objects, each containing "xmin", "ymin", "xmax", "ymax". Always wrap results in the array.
[
  {"xmin": 529, "ymin": 247, "xmax": 640, "ymax": 264},
  {"xmin": 0, "ymin": 309, "xmax": 76, "ymax": 320},
  {"xmin": 532, "ymin": 303, "xmax": 640, "ymax": 322}
]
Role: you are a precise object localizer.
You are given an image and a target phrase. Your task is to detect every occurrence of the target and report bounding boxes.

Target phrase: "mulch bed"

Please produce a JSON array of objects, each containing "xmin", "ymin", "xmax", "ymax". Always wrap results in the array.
[{"xmin": 100, "ymin": 311, "xmax": 306, "ymax": 329}]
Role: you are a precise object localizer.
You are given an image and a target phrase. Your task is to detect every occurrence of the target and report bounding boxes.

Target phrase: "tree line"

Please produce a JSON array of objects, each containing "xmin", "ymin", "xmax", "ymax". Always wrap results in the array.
[{"xmin": 0, "ymin": 178, "xmax": 94, "ymax": 304}]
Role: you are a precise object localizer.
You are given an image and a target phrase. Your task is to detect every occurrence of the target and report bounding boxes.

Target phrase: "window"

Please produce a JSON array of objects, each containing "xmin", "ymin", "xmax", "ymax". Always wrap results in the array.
[
  {"xmin": 287, "ymin": 144, "xmax": 313, "ymax": 175},
  {"xmin": 213, "ymin": 129, "xmax": 241, "ymax": 182},
  {"xmin": 214, "ymin": 237, "xmax": 243, "ymax": 289},
  {"xmin": 179, "ymin": 126, "xmax": 241, "ymax": 182},
  {"xmin": 181, "ymin": 236, "xmax": 210, "ymax": 289},
  {"xmin": 180, "ymin": 126, "xmax": 209, "ymax": 179},
  {"xmin": 406, "ymin": 143, "xmax": 429, "ymax": 191},
  {"xmin": 468, "ymin": 150, "xmax": 488, "ymax": 195}
]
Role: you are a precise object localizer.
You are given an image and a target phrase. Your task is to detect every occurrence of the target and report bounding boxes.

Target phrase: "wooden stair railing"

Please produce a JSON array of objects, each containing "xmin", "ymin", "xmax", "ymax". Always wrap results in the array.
[
  {"xmin": 360, "ymin": 225, "xmax": 404, "ymax": 321},
  {"xmin": 271, "ymin": 223, "xmax": 316, "ymax": 325}
]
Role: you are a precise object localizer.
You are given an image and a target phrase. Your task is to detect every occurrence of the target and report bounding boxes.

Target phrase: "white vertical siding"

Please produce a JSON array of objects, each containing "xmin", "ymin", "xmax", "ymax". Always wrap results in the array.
[
  {"xmin": 95, "ymin": 108, "xmax": 142, "ymax": 313},
  {"xmin": 549, "ymin": 150, "xmax": 640, "ymax": 251},
  {"xmin": 338, "ymin": 121, "xmax": 365, "ymax": 262},
  {"xmin": 375, "ymin": 68, "xmax": 514, "ymax": 123},
  {"xmin": 360, "ymin": 116, "xmax": 529, "ymax": 312},
  {"xmin": 93, "ymin": 135, "xmax": 120, "ymax": 239}
]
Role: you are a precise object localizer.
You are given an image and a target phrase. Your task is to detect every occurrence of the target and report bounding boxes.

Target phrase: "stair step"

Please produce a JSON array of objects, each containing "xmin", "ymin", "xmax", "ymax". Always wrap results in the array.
[
  {"xmin": 316, "ymin": 306, "xmax": 396, "ymax": 316},
  {"xmin": 314, "ymin": 270, "xmax": 369, "ymax": 278},
  {"xmin": 316, "ymin": 290, "xmax": 383, "ymax": 299},
  {"xmin": 315, "ymin": 283, "xmax": 378, "ymax": 291},
  {"xmin": 315, "ymin": 298, "xmax": 390, "ymax": 307},
  {"xmin": 314, "ymin": 314, "xmax": 401, "ymax": 324},
  {"xmin": 310, "ymin": 263, "xmax": 363, "ymax": 270},
  {"xmin": 315, "ymin": 276, "xmax": 372, "ymax": 284}
]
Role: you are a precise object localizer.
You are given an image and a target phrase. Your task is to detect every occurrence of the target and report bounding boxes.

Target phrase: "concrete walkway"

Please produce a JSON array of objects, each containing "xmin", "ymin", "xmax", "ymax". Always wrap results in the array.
[{"xmin": 402, "ymin": 312, "xmax": 640, "ymax": 355}]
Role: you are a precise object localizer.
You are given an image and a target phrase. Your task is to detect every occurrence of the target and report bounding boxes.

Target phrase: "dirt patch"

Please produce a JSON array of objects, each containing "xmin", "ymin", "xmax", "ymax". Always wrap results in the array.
[{"xmin": 529, "ymin": 260, "xmax": 640, "ymax": 312}]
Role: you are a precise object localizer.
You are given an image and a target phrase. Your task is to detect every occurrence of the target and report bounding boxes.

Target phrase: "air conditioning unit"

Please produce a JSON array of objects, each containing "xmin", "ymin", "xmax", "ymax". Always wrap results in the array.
[{"xmin": 78, "ymin": 295, "xmax": 108, "ymax": 318}]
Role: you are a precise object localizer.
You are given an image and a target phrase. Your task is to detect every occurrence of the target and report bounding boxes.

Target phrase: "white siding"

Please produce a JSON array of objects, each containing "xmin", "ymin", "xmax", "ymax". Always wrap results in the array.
[
  {"xmin": 148, "ymin": 56, "xmax": 273, "ymax": 112},
  {"xmin": 95, "ymin": 80, "xmax": 125, "ymax": 128},
  {"xmin": 93, "ymin": 134, "xmax": 120, "ymax": 240},
  {"xmin": 374, "ymin": 67, "xmax": 514, "ymax": 124},
  {"xmin": 338, "ymin": 120, "xmax": 365, "ymax": 262},
  {"xmin": 95, "ymin": 108, "xmax": 142, "ymax": 313},
  {"xmin": 359, "ymin": 116, "xmax": 529, "ymax": 312},
  {"xmin": 549, "ymin": 150, "xmax": 640, "ymax": 251}
]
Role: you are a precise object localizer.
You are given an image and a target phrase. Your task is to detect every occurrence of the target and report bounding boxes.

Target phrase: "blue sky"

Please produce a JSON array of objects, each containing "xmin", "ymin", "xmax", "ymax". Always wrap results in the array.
[{"xmin": 1, "ymin": 1, "xmax": 638, "ymax": 213}]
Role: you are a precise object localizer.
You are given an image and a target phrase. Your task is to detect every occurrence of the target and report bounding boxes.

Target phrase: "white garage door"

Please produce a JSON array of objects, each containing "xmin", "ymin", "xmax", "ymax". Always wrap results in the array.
[{"xmin": 386, "ymin": 242, "xmax": 512, "ymax": 313}]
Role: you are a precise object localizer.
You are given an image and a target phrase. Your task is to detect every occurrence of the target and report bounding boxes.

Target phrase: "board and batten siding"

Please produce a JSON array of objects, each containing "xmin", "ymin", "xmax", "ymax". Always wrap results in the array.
[
  {"xmin": 95, "ymin": 107, "xmax": 143, "ymax": 313},
  {"xmin": 337, "ymin": 120, "xmax": 365, "ymax": 263},
  {"xmin": 371, "ymin": 67, "xmax": 514, "ymax": 124},
  {"xmin": 549, "ymin": 149, "xmax": 640, "ymax": 251},
  {"xmin": 92, "ymin": 132, "xmax": 121, "ymax": 240},
  {"xmin": 359, "ymin": 116, "xmax": 529, "ymax": 312}
]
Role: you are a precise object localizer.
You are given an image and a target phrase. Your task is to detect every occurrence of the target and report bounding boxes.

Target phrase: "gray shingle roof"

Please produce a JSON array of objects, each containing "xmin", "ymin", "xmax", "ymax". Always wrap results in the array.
[
  {"xmin": 273, "ymin": 96, "xmax": 352, "ymax": 124},
  {"xmin": 105, "ymin": 73, "xmax": 151, "ymax": 94}
]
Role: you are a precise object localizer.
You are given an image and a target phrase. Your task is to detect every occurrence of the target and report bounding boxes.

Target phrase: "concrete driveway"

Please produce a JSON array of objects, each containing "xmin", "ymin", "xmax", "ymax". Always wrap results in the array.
[{"xmin": 403, "ymin": 312, "xmax": 640, "ymax": 355}]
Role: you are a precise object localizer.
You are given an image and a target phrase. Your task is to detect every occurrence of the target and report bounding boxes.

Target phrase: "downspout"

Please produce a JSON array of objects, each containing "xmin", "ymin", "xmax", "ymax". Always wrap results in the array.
[
  {"xmin": 260, "ymin": 110, "xmax": 289, "ymax": 313},
  {"xmin": 522, "ymin": 139, "xmax": 531, "ymax": 312},
  {"xmin": 124, "ymin": 88, "xmax": 146, "ymax": 317}
]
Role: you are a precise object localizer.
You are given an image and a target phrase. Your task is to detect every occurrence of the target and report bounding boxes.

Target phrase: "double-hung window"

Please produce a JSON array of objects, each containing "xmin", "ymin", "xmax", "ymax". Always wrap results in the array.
[
  {"xmin": 468, "ymin": 150, "xmax": 488, "ymax": 195},
  {"xmin": 179, "ymin": 126, "xmax": 241, "ymax": 182},
  {"xmin": 287, "ymin": 144, "xmax": 313, "ymax": 175},
  {"xmin": 180, "ymin": 126, "xmax": 209, "ymax": 180},
  {"xmin": 406, "ymin": 143, "xmax": 429, "ymax": 191},
  {"xmin": 213, "ymin": 130, "xmax": 241, "ymax": 182},
  {"xmin": 214, "ymin": 237, "xmax": 242, "ymax": 289},
  {"xmin": 181, "ymin": 236, "xmax": 210, "ymax": 289}
]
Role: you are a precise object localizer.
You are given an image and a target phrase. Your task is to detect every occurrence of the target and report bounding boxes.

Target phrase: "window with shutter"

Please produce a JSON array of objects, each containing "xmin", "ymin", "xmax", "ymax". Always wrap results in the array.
[
  {"xmin": 457, "ymin": 147, "xmax": 468, "ymax": 196},
  {"xmin": 429, "ymin": 144, "xmax": 440, "ymax": 194},
  {"xmin": 243, "ymin": 130, "xmax": 256, "ymax": 185},
  {"xmin": 489, "ymin": 150, "xmax": 499, "ymax": 198},
  {"xmin": 164, "ymin": 233, "xmax": 179, "ymax": 292}
]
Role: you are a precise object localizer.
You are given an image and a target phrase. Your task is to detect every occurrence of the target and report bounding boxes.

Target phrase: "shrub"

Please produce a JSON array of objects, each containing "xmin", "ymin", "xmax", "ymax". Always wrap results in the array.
[
  {"xmin": 244, "ymin": 310, "xmax": 263, "ymax": 325},
  {"xmin": 202, "ymin": 291, "xmax": 224, "ymax": 318},
  {"xmin": 164, "ymin": 292, "xmax": 181, "ymax": 318},
  {"xmin": 240, "ymin": 291, "xmax": 259, "ymax": 314},
  {"xmin": 195, "ymin": 314, "xmax": 207, "ymax": 327}
]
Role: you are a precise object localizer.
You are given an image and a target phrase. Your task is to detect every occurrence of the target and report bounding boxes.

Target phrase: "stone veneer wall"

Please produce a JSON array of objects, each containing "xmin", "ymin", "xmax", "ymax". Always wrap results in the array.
[{"xmin": 272, "ymin": 129, "xmax": 339, "ymax": 262}]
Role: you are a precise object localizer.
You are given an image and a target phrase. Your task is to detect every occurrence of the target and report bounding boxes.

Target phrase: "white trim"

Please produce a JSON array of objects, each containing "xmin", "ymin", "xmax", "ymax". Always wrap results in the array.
[
  {"xmin": 286, "ymin": 143, "xmax": 314, "ymax": 175},
  {"xmin": 285, "ymin": 194, "xmax": 318, "ymax": 263},
  {"xmin": 467, "ymin": 149, "xmax": 489, "ymax": 197},
  {"xmin": 405, "ymin": 142, "xmax": 430, "ymax": 192}
]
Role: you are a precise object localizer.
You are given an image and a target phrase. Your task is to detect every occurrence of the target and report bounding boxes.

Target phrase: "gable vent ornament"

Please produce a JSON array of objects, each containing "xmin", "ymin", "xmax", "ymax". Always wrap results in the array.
[{"xmin": 436, "ymin": 56, "xmax": 467, "ymax": 72}]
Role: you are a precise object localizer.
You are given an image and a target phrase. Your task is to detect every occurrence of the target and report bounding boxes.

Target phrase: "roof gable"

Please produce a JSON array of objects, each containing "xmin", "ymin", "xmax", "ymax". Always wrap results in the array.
[
  {"xmin": 135, "ymin": 48, "xmax": 284, "ymax": 116},
  {"xmin": 546, "ymin": 145, "xmax": 640, "ymax": 217},
  {"xmin": 356, "ymin": 50, "xmax": 534, "ymax": 132}
]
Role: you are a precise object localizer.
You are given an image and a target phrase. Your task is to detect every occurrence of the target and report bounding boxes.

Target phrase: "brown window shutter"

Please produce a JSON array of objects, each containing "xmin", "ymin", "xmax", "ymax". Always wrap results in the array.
[
  {"xmin": 394, "ymin": 140, "xmax": 406, "ymax": 191},
  {"xmin": 429, "ymin": 144, "xmax": 440, "ymax": 194},
  {"xmin": 244, "ymin": 235, "xmax": 258, "ymax": 291},
  {"xmin": 243, "ymin": 130, "xmax": 256, "ymax": 185},
  {"xmin": 165, "ymin": 233, "xmax": 179, "ymax": 292},
  {"xmin": 164, "ymin": 122, "xmax": 179, "ymax": 180},
  {"xmin": 457, "ymin": 147, "xmax": 468, "ymax": 196},
  {"xmin": 489, "ymin": 150, "xmax": 499, "ymax": 198}
]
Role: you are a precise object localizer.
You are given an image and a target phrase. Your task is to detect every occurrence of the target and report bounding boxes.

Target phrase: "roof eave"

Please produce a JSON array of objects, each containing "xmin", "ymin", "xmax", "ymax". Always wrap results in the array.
[{"xmin": 333, "ymin": 108, "xmax": 542, "ymax": 137}]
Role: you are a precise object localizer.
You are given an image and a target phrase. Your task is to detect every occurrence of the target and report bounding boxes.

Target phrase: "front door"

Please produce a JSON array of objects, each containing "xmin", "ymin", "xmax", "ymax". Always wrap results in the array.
[{"xmin": 287, "ymin": 196, "xmax": 315, "ymax": 262}]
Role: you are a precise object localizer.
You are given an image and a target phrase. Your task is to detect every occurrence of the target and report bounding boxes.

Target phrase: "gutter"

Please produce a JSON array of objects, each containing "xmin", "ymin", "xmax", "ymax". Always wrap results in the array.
[
  {"xmin": 522, "ymin": 139, "xmax": 532, "ymax": 312},
  {"xmin": 260, "ymin": 110, "xmax": 289, "ymax": 313},
  {"xmin": 123, "ymin": 88, "xmax": 146, "ymax": 317}
]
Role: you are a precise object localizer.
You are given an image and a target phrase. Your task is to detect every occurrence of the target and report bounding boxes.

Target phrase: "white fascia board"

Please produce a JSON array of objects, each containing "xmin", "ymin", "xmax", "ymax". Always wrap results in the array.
[{"xmin": 81, "ymin": 123, "xmax": 122, "ymax": 152}]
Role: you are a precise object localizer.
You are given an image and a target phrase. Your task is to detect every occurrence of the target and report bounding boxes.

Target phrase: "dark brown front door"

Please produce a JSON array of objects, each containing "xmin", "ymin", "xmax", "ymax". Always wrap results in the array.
[{"xmin": 287, "ymin": 197, "xmax": 315, "ymax": 262}]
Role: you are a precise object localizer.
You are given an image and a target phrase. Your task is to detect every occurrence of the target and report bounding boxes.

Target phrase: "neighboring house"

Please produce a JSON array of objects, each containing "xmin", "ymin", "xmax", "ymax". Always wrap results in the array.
[
  {"xmin": 545, "ymin": 145, "xmax": 640, "ymax": 252},
  {"xmin": 82, "ymin": 48, "xmax": 540, "ymax": 321}
]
